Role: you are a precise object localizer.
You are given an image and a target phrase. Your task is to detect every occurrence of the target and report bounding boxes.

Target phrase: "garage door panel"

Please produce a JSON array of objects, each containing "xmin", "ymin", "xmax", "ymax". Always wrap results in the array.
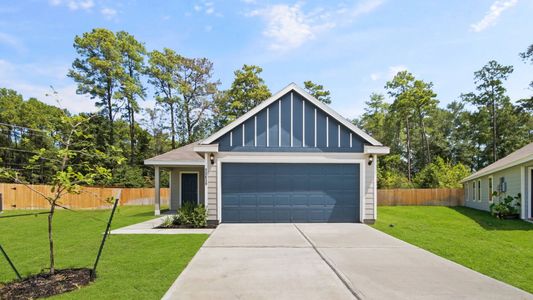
[{"xmin": 222, "ymin": 163, "xmax": 360, "ymax": 223}]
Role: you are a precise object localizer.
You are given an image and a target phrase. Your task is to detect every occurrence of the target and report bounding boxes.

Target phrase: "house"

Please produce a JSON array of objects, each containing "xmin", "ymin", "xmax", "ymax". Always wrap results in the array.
[
  {"xmin": 461, "ymin": 142, "xmax": 533, "ymax": 220},
  {"xmin": 144, "ymin": 83, "xmax": 390, "ymax": 224}
]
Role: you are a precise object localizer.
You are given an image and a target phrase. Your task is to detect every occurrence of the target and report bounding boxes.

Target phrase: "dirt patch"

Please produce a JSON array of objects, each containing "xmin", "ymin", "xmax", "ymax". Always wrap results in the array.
[
  {"xmin": 0, "ymin": 268, "xmax": 92, "ymax": 300},
  {"xmin": 156, "ymin": 224, "xmax": 217, "ymax": 229}
]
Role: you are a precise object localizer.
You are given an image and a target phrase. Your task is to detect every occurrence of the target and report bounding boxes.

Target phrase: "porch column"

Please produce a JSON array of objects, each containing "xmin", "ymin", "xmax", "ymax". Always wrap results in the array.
[{"xmin": 155, "ymin": 166, "xmax": 160, "ymax": 215}]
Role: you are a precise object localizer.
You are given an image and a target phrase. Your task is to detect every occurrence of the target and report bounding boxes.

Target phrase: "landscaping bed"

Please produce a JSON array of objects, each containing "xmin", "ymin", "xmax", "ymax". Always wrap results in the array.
[
  {"xmin": 0, "ymin": 268, "xmax": 91, "ymax": 299},
  {"xmin": 372, "ymin": 206, "xmax": 533, "ymax": 294},
  {"xmin": 156, "ymin": 223, "xmax": 217, "ymax": 229}
]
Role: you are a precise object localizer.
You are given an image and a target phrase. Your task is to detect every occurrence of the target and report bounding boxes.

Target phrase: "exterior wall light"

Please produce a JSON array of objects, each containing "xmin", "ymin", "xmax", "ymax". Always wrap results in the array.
[
  {"xmin": 210, "ymin": 153, "xmax": 215, "ymax": 165},
  {"xmin": 368, "ymin": 156, "xmax": 373, "ymax": 166}
]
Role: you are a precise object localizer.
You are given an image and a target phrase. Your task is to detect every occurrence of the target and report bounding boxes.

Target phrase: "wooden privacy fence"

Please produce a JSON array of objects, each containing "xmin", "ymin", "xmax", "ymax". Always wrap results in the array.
[
  {"xmin": 0, "ymin": 184, "xmax": 463, "ymax": 210},
  {"xmin": 0, "ymin": 183, "xmax": 169, "ymax": 210},
  {"xmin": 377, "ymin": 188, "xmax": 464, "ymax": 206}
]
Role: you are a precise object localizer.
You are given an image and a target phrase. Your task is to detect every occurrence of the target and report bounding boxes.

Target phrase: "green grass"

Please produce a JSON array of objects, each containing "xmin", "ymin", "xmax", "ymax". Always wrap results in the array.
[
  {"xmin": 372, "ymin": 206, "xmax": 533, "ymax": 294},
  {"xmin": 0, "ymin": 206, "xmax": 208, "ymax": 299}
]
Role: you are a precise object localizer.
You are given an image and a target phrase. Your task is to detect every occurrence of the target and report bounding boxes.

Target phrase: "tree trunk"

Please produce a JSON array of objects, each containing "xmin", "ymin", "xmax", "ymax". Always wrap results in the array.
[
  {"xmin": 419, "ymin": 114, "xmax": 431, "ymax": 164},
  {"xmin": 106, "ymin": 83, "xmax": 114, "ymax": 146},
  {"xmin": 48, "ymin": 203, "xmax": 55, "ymax": 274},
  {"xmin": 492, "ymin": 97, "xmax": 497, "ymax": 163},
  {"xmin": 129, "ymin": 103, "xmax": 135, "ymax": 164},
  {"xmin": 406, "ymin": 117, "xmax": 412, "ymax": 182},
  {"xmin": 169, "ymin": 103, "xmax": 176, "ymax": 149}
]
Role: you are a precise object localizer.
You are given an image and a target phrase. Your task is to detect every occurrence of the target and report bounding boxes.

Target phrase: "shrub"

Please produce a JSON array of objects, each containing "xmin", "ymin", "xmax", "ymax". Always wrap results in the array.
[
  {"xmin": 490, "ymin": 193, "xmax": 521, "ymax": 219},
  {"xmin": 171, "ymin": 202, "xmax": 208, "ymax": 228}
]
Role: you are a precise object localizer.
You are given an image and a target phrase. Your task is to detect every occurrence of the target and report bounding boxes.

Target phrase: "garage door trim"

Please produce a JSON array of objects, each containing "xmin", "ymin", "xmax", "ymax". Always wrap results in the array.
[{"xmin": 216, "ymin": 156, "xmax": 365, "ymax": 223}]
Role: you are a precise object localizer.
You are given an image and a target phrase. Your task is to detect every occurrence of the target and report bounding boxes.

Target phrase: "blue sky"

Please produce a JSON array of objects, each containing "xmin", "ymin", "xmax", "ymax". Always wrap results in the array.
[{"xmin": 0, "ymin": 0, "xmax": 532, "ymax": 118}]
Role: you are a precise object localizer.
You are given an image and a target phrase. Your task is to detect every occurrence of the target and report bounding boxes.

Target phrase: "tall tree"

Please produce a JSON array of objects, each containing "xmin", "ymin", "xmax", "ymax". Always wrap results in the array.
[
  {"xmin": 68, "ymin": 28, "xmax": 124, "ymax": 146},
  {"xmin": 462, "ymin": 60, "xmax": 513, "ymax": 163},
  {"xmin": 214, "ymin": 64, "xmax": 271, "ymax": 127},
  {"xmin": 146, "ymin": 48, "xmax": 182, "ymax": 149},
  {"xmin": 385, "ymin": 71, "xmax": 416, "ymax": 181},
  {"xmin": 304, "ymin": 80, "xmax": 332, "ymax": 104},
  {"xmin": 358, "ymin": 93, "xmax": 389, "ymax": 142},
  {"xmin": 116, "ymin": 31, "xmax": 146, "ymax": 163},
  {"xmin": 177, "ymin": 57, "xmax": 219, "ymax": 143}
]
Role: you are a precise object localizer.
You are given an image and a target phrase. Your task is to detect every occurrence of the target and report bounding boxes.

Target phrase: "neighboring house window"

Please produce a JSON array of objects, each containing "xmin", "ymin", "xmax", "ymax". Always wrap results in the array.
[
  {"xmin": 498, "ymin": 177, "xmax": 506, "ymax": 193},
  {"xmin": 488, "ymin": 176, "xmax": 493, "ymax": 202},
  {"xmin": 472, "ymin": 182, "xmax": 476, "ymax": 201},
  {"xmin": 477, "ymin": 180, "xmax": 481, "ymax": 202}
]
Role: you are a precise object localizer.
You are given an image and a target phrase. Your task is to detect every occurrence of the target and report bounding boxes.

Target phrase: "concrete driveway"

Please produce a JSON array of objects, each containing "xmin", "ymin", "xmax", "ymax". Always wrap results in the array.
[{"xmin": 163, "ymin": 224, "xmax": 532, "ymax": 300}]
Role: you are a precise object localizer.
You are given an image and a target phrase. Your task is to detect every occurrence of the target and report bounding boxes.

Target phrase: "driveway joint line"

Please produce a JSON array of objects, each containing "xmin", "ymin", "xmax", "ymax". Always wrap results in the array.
[{"xmin": 293, "ymin": 224, "xmax": 362, "ymax": 300}]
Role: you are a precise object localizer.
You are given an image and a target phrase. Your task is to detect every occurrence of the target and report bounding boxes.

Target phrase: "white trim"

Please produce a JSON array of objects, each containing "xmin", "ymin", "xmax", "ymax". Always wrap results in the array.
[
  {"xmin": 520, "ymin": 166, "xmax": 526, "ymax": 219},
  {"xmin": 278, "ymin": 100, "xmax": 281, "ymax": 147},
  {"xmin": 302, "ymin": 100, "xmax": 305, "ymax": 147},
  {"xmin": 154, "ymin": 166, "xmax": 160, "ymax": 215},
  {"xmin": 254, "ymin": 116, "xmax": 257, "ymax": 147},
  {"xmin": 179, "ymin": 171, "xmax": 200, "ymax": 206},
  {"xmin": 168, "ymin": 170, "xmax": 173, "ymax": 210},
  {"xmin": 266, "ymin": 107, "xmax": 270, "ymax": 147},
  {"xmin": 350, "ymin": 133, "xmax": 352, "ymax": 148},
  {"xmin": 242, "ymin": 124, "xmax": 245, "ymax": 146},
  {"xmin": 314, "ymin": 108, "xmax": 317, "ymax": 147},
  {"xmin": 337, "ymin": 124, "xmax": 340, "ymax": 147},
  {"xmin": 526, "ymin": 167, "xmax": 532, "ymax": 219},
  {"xmin": 216, "ymin": 155, "xmax": 366, "ymax": 223},
  {"xmin": 326, "ymin": 116, "xmax": 329, "ymax": 147},
  {"xmin": 290, "ymin": 92, "xmax": 293, "ymax": 147},
  {"xmin": 488, "ymin": 175, "xmax": 494, "ymax": 203},
  {"xmin": 373, "ymin": 154, "xmax": 377, "ymax": 220},
  {"xmin": 144, "ymin": 160, "xmax": 205, "ymax": 166},
  {"xmin": 364, "ymin": 145, "xmax": 390, "ymax": 155},
  {"xmin": 230, "ymin": 131, "xmax": 233, "ymax": 147},
  {"xmin": 204, "ymin": 155, "xmax": 209, "ymax": 208},
  {"xmin": 200, "ymin": 83, "xmax": 382, "ymax": 146}
]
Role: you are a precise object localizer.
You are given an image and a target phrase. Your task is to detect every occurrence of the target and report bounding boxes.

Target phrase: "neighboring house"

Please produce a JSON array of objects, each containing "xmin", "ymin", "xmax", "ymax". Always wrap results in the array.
[
  {"xmin": 461, "ymin": 142, "xmax": 533, "ymax": 220},
  {"xmin": 144, "ymin": 83, "xmax": 389, "ymax": 224}
]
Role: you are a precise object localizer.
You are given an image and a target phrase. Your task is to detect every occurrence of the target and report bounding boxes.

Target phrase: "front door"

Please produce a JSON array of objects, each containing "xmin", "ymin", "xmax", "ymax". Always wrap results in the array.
[{"xmin": 181, "ymin": 173, "xmax": 198, "ymax": 206}]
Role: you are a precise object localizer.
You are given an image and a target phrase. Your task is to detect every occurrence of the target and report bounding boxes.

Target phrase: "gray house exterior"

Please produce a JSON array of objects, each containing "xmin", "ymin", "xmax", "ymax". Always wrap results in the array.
[
  {"xmin": 145, "ymin": 83, "xmax": 389, "ymax": 224},
  {"xmin": 461, "ymin": 142, "xmax": 533, "ymax": 220}
]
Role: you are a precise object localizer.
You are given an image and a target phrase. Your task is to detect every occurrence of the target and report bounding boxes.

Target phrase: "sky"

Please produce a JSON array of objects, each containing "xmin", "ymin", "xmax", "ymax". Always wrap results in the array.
[{"xmin": 0, "ymin": 0, "xmax": 532, "ymax": 119}]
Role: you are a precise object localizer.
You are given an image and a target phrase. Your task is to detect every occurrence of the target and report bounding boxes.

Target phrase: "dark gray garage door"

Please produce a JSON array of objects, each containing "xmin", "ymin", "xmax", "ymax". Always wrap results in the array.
[{"xmin": 221, "ymin": 163, "xmax": 360, "ymax": 223}]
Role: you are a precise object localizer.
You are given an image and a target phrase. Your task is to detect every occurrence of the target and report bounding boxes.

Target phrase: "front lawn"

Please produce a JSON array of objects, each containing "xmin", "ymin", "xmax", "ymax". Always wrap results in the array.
[
  {"xmin": 372, "ymin": 206, "xmax": 533, "ymax": 294},
  {"xmin": 0, "ymin": 206, "xmax": 208, "ymax": 299}
]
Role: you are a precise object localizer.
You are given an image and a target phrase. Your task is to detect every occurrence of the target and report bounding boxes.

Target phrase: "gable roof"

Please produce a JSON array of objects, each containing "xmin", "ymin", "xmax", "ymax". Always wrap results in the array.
[
  {"xmin": 461, "ymin": 142, "xmax": 533, "ymax": 182},
  {"xmin": 144, "ymin": 142, "xmax": 204, "ymax": 165},
  {"xmin": 201, "ymin": 83, "xmax": 383, "ymax": 146}
]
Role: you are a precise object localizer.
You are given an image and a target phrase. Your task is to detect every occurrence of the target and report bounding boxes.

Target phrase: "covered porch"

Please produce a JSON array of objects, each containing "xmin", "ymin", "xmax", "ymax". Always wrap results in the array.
[{"xmin": 145, "ymin": 142, "xmax": 213, "ymax": 215}]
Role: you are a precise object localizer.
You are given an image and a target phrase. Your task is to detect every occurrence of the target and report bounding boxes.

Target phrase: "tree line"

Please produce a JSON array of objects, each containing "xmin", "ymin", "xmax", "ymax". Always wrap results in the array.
[{"xmin": 0, "ymin": 27, "xmax": 531, "ymax": 188}]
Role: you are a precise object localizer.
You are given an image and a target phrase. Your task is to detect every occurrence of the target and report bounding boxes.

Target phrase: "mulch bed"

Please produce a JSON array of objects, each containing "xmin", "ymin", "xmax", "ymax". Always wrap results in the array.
[
  {"xmin": 156, "ymin": 224, "xmax": 218, "ymax": 229},
  {"xmin": 0, "ymin": 268, "xmax": 92, "ymax": 300}
]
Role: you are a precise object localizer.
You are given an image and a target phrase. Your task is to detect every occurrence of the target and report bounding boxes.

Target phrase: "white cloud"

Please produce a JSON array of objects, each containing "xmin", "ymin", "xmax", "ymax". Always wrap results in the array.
[
  {"xmin": 247, "ymin": 0, "xmax": 383, "ymax": 51},
  {"xmin": 193, "ymin": 1, "xmax": 220, "ymax": 16},
  {"xmin": 0, "ymin": 32, "xmax": 25, "ymax": 52},
  {"xmin": 0, "ymin": 59, "xmax": 95, "ymax": 114},
  {"xmin": 369, "ymin": 65, "xmax": 408, "ymax": 81},
  {"xmin": 49, "ymin": 0, "xmax": 94, "ymax": 11},
  {"xmin": 100, "ymin": 7, "xmax": 117, "ymax": 19},
  {"xmin": 470, "ymin": 0, "xmax": 518, "ymax": 32},
  {"xmin": 248, "ymin": 3, "xmax": 335, "ymax": 51}
]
